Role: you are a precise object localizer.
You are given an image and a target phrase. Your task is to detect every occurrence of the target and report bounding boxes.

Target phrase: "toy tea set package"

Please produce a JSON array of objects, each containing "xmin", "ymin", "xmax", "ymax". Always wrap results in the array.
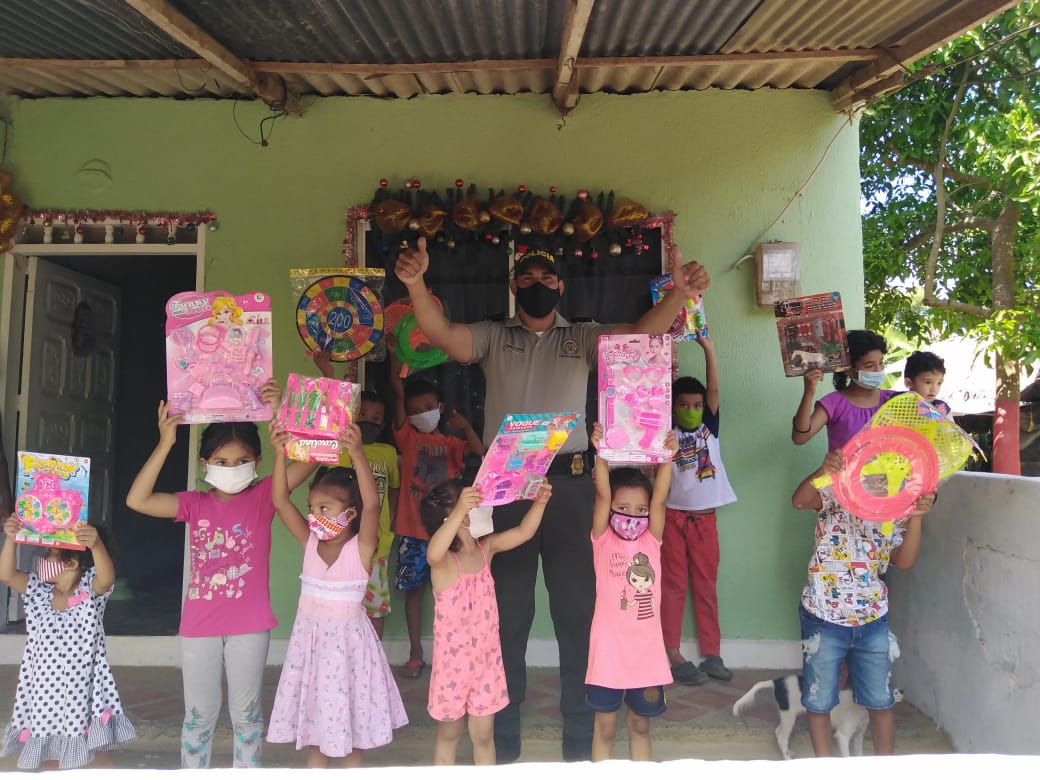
[
  {"xmin": 276, "ymin": 373, "xmax": 361, "ymax": 464},
  {"xmin": 14, "ymin": 451, "xmax": 91, "ymax": 550},
  {"xmin": 166, "ymin": 291, "xmax": 274, "ymax": 424},
  {"xmin": 473, "ymin": 412, "xmax": 583, "ymax": 506},
  {"xmin": 649, "ymin": 273, "xmax": 708, "ymax": 341},
  {"xmin": 597, "ymin": 334, "xmax": 673, "ymax": 464}
]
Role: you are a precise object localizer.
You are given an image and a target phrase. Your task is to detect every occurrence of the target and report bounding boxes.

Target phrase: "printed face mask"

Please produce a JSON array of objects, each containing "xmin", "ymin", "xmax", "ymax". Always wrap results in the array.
[
  {"xmin": 358, "ymin": 421, "xmax": 383, "ymax": 445},
  {"xmin": 306, "ymin": 511, "xmax": 352, "ymax": 541},
  {"xmin": 852, "ymin": 369, "xmax": 886, "ymax": 390},
  {"xmin": 609, "ymin": 510, "xmax": 650, "ymax": 541},
  {"xmin": 675, "ymin": 408, "xmax": 703, "ymax": 430},
  {"xmin": 408, "ymin": 408, "xmax": 441, "ymax": 434},
  {"xmin": 204, "ymin": 462, "xmax": 256, "ymax": 495},
  {"xmin": 35, "ymin": 556, "xmax": 65, "ymax": 583},
  {"xmin": 515, "ymin": 282, "xmax": 561, "ymax": 319}
]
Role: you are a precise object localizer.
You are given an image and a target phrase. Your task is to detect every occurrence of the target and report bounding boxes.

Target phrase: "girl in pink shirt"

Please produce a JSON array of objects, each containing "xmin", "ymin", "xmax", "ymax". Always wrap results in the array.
[
  {"xmin": 125, "ymin": 382, "xmax": 316, "ymax": 768},
  {"xmin": 586, "ymin": 422, "xmax": 677, "ymax": 762},
  {"xmin": 419, "ymin": 478, "xmax": 551, "ymax": 765}
]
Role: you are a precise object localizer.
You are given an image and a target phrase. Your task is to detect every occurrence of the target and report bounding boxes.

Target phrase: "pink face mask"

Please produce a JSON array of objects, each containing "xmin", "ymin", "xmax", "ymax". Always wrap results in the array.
[
  {"xmin": 609, "ymin": 511, "xmax": 649, "ymax": 541},
  {"xmin": 35, "ymin": 556, "xmax": 65, "ymax": 583},
  {"xmin": 306, "ymin": 512, "xmax": 352, "ymax": 541}
]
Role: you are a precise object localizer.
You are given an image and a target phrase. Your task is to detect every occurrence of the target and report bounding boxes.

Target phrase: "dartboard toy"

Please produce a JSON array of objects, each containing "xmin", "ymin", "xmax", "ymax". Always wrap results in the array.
[{"xmin": 296, "ymin": 275, "xmax": 385, "ymax": 362}]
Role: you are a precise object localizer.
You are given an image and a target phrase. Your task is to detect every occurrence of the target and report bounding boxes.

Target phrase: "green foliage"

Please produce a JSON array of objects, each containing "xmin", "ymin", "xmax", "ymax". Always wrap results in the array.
[{"xmin": 861, "ymin": 0, "xmax": 1040, "ymax": 368}]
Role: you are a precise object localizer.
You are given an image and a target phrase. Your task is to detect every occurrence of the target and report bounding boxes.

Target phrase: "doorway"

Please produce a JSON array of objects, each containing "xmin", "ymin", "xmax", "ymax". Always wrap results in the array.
[{"xmin": 1, "ymin": 251, "xmax": 198, "ymax": 635}]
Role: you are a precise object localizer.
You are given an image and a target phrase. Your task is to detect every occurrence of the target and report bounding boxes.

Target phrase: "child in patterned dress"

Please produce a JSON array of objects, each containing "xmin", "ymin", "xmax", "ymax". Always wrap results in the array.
[
  {"xmin": 420, "ymin": 478, "xmax": 551, "ymax": 765},
  {"xmin": 266, "ymin": 423, "xmax": 407, "ymax": 767},
  {"xmin": 0, "ymin": 519, "xmax": 135, "ymax": 769}
]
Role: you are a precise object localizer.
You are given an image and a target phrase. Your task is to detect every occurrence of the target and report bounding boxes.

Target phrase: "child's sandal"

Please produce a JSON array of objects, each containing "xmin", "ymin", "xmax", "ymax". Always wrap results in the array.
[{"xmin": 400, "ymin": 659, "xmax": 426, "ymax": 679}]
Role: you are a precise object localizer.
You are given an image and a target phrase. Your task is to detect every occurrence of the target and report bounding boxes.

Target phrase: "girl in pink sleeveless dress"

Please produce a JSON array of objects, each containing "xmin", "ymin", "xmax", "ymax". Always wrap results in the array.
[
  {"xmin": 586, "ymin": 422, "xmax": 678, "ymax": 762},
  {"xmin": 266, "ymin": 424, "xmax": 407, "ymax": 768},
  {"xmin": 419, "ymin": 478, "xmax": 552, "ymax": 765}
]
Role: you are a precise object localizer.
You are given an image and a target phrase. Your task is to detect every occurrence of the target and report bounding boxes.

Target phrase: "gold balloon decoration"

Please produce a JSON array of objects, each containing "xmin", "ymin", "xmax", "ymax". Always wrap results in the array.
[
  {"xmin": 417, "ymin": 204, "xmax": 447, "ymax": 238},
  {"xmin": 572, "ymin": 202, "xmax": 604, "ymax": 242},
  {"xmin": 0, "ymin": 170, "xmax": 22, "ymax": 251},
  {"xmin": 371, "ymin": 198, "xmax": 412, "ymax": 233},
  {"xmin": 528, "ymin": 197, "xmax": 564, "ymax": 235},
  {"xmin": 452, "ymin": 196, "xmax": 480, "ymax": 230},
  {"xmin": 488, "ymin": 195, "xmax": 524, "ymax": 225},
  {"xmin": 607, "ymin": 196, "xmax": 650, "ymax": 228}
]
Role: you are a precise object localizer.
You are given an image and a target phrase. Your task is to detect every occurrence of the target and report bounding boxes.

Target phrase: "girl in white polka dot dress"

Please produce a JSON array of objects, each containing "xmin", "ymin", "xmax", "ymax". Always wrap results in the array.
[{"xmin": 0, "ymin": 517, "xmax": 135, "ymax": 769}]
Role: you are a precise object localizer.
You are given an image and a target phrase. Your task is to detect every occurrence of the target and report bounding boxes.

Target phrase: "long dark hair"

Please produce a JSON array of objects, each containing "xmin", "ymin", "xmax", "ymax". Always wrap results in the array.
[
  {"xmin": 834, "ymin": 330, "xmax": 887, "ymax": 390},
  {"xmin": 419, "ymin": 478, "xmax": 465, "ymax": 551}
]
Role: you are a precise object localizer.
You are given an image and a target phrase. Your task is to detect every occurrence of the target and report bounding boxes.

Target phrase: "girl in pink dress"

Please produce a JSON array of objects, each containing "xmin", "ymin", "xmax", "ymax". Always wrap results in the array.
[
  {"xmin": 266, "ymin": 424, "xmax": 407, "ymax": 768},
  {"xmin": 586, "ymin": 421, "xmax": 678, "ymax": 762},
  {"xmin": 419, "ymin": 478, "xmax": 552, "ymax": 765}
]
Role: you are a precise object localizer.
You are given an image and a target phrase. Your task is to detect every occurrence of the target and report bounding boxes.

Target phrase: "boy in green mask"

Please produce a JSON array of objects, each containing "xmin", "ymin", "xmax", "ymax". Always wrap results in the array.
[{"xmin": 660, "ymin": 334, "xmax": 737, "ymax": 685}]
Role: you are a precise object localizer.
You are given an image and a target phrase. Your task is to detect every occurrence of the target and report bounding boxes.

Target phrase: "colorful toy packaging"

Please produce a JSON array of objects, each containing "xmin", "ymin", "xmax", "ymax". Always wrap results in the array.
[
  {"xmin": 165, "ymin": 290, "xmax": 274, "ymax": 424},
  {"xmin": 276, "ymin": 373, "xmax": 361, "ymax": 464},
  {"xmin": 597, "ymin": 334, "xmax": 673, "ymax": 464},
  {"xmin": 774, "ymin": 291, "xmax": 848, "ymax": 377},
  {"xmin": 473, "ymin": 412, "xmax": 583, "ymax": 506},
  {"xmin": 14, "ymin": 451, "xmax": 90, "ymax": 550},
  {"xmin": 650, "ymin": 273, "xmax": 708, "ymax": 341}
]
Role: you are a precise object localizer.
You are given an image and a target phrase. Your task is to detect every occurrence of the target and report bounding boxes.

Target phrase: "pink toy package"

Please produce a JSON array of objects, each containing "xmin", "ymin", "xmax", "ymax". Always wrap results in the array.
[
  {"xmin": 597, "ymin": 334, "xmax": 673, "ymax": 464},
  {"xmin": 14, "ymin": 451, "xmax": 90, "ymax": 550},
  {"xmin": 473, "ymin": 412, "xmax": 582, "ymax": 506},
  {"xmin": 165, "ymin": 291, "xmax": 274, "ymax": 424},
  {"xmin": 276, "ymin": 373, "xmax": 361, "ymax": 464}
]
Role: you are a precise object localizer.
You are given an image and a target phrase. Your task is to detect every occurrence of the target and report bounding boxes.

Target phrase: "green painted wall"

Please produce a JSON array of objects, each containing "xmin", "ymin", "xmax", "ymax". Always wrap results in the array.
[{"xmin": 2, "ymin": 89, "xmax": 861, "ymax": 643}]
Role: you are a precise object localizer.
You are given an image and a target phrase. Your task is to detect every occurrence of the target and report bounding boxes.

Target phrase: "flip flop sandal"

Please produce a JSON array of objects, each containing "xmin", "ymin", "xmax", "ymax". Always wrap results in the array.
[{"xmin": 400, "ymin": 659, "xmax": 427, "ymax": 679}]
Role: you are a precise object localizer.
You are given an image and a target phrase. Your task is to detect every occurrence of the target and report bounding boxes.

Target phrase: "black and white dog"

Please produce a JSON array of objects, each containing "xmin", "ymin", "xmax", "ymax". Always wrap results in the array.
[{"xmin": 732, "ymin": 674, "xmax": 904, "ymax": 759}]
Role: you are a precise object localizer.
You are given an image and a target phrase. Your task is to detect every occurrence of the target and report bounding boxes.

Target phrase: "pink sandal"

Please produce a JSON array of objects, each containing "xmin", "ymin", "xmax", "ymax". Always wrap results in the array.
[{"xmin": 400, "ymin": 659, "xmax": 426, "ymax": 679}]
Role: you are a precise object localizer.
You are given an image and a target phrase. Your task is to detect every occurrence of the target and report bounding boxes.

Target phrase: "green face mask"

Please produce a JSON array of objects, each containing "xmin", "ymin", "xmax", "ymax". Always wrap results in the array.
[{"xmin": 676, "ymin": 408, "xmax": 703, "ymax": 430}]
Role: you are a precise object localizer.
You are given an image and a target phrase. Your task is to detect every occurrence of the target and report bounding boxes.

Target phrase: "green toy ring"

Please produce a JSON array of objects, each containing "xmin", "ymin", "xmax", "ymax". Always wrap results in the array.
[{"xmin": 393, "ymin": 311, "xmax": 449, "ymax": 369}]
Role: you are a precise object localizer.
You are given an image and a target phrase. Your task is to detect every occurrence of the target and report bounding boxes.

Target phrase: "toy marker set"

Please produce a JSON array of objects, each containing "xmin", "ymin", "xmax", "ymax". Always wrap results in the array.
[
  {"xmin": 597, "ymin": 334, "xmax": 673, "ymax": 464},
  {"xmin": 277, "ymin": 373, "xmax": 361, "ymax": 464},
  {"xmin": 165, "ymin": 291, "xmax": 274, "ymax": 423},
  {"xmin": 473, "ymin": 412, "xmax": 582, "ymax": 506},
  {"xmin": 14, "ymin": 451, "xmax": 91, "ymax": 550}
]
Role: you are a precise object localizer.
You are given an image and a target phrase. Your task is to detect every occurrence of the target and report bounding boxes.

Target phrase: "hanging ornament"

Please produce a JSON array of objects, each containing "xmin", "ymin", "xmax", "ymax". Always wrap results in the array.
[
  {"xmin": 455, "ymin": 179, "xmax": 464, "ymax": 188},
  {"xmin": 418, "ymin": 204, "xmax": 447, "ymax": 237},
  {"xmin": 609, "ymin": 243, "xmax": 622, "ymax": 256},
  {"xmin": 380, "ymin": 178, "xmax": 389, "ymax": 187},
  {"xmin": 528, "ymin": 197, "xmax": 564, "ymax": 235},
  {"xmin": 574, "ymin": 248, "xmax": 584, "ymax": 257},
  {"xmin": 577, "ymin": 189, "xmax": 589, "ymax": 201},
  {"xmin": 372, "ymin": 199, "xmax": 412, "ymax": 233},
  {"xmin": 488, "ymin": 194, "xmax": 524, "ymax": 225},
  {"xmin": 407, "ymin": 218, "xmax": 421, "ymax": 231},
  {"xmin": 607, "ymin": 196, "xmax": 650, "ymax": 227},
  {"xmin": 572, "ymin": 201, "xmax": 604, "ymax": 242},
  {"xmin": 478, "ymin": 210, "xmax": 491, "ymax": 224},
  {"xmin": 561, "ymin": 222, "xmax": 575, "ymax": 236},
  {"xmin": 519, "ymin": 223, "xmax": 532, "ymax": 235},
  {"xmin": 452, "ymin": 196, "xmax": 481, "ymax": 230}
]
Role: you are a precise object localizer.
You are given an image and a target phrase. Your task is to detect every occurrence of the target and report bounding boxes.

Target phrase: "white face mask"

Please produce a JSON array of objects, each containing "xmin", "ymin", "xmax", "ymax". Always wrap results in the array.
[
  {"xmin": 467, "ymin": 505, "xmax": 495, "ymax": 539},
  {"xmin": 204, "ymin": 462, "xmax": 257, "ymax": 494},
  {"xmin": 408, "ymin": 408, "xmax": 441, "ymax": 434}
]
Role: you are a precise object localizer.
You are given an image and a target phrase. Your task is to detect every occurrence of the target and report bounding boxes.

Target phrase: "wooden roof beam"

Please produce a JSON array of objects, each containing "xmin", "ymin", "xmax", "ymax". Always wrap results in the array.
[
  {"xmin": 552, "ymin": 0, "xmax": 596, "ymax": 115},
  {"xmin": 832, "ymin": 0, "xmax": 1020, "ymax": 111},
  {"xmin": 120, "ymin": 0, "xmax": 301, "ymax": 115}
]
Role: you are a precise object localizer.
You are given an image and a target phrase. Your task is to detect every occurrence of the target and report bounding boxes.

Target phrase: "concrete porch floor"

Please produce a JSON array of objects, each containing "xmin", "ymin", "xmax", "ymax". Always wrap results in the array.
[{"xmin": 0, "ymin": 664, "xmax": 953, "ymax": 768}]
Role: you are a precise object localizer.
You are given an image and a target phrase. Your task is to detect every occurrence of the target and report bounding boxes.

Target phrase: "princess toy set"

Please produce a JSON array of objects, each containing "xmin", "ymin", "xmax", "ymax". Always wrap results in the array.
[
  {"xmin": 597, "ymin": 334, "xmax": 673, "ymax": 464},
  {"xmin": 165, "ymin": 291, "xmax": 274, "ymax": 424},
  {"xmin": 276, "ymin": 373, "xmax": 361, "ymax": 464}
]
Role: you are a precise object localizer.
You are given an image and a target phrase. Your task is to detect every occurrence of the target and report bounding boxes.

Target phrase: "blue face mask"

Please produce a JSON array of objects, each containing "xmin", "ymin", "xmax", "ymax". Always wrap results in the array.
[{"xmin": 852, "ymin": 369, "xmax": 886, "ymax": 390}]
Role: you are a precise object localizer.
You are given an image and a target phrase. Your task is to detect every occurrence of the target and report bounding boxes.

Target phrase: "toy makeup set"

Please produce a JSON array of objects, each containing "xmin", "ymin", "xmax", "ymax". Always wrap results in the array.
[
  {"xmin": 473, "ymin": 412, "xmax": 582, "ymax": 506},
  {"xmin": 165, "ymin": 291, "xmax": 274, "ymax": 424},
  {"xmin": 276, "ymin": 373, "xmax": 361, "ymax": 464},
  {"xmin": 597, "ymin": 334, "xmax": 673, "ymax": 464},
  {"xmin": 14, "ymin": 451, "xmax": 90, "ymax": 550}
]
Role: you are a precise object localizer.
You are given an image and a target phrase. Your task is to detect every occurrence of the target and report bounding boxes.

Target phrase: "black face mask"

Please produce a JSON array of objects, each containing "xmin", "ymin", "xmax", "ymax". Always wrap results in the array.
[
  {"xmin": 515, "ymin": 282, "xmax": 561, "ymax": 319},
  {"xmin": 358, "ymin": 421, "xmax": 383, "ymax": 445}
]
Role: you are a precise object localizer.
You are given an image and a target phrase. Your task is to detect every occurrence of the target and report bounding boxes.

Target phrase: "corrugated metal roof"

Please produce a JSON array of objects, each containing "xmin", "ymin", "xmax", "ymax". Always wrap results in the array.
[{"xmin": 0, "ymin": 0, "xmax": 1020, "ymax": 108}]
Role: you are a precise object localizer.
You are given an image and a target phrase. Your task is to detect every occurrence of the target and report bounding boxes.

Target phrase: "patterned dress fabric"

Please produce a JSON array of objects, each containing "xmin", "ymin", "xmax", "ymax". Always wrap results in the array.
[
  {"xmin": 0, "ymin": 570, "xmax": 136, "ymax": 769},
  {"xmin": 267, "ymin": 533, "xmax": 407, "ymax": 756}
]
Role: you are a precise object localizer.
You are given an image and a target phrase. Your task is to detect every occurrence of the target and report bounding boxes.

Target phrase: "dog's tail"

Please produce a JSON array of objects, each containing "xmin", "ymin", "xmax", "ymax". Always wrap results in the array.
[{"xmin": 732, "ymin": 680, "xmax": 777, "ymax": 718}]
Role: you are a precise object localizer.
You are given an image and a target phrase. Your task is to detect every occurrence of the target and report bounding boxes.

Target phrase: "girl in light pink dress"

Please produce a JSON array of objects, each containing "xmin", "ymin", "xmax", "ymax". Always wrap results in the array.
[
  {"xmin": 419, "ymin": 478, "xmax": 552, "ymax": 765},
  {"xmin": 266, "ymin": 424, "xmax": 406, "ymax": 768}
]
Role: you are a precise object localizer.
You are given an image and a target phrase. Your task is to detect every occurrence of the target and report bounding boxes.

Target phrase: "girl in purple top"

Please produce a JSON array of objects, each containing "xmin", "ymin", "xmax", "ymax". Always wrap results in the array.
[
  {"xmin": 791, "ymin": 330, "xmax": 897, "ymax": 451},
  {"xmin": 126, "ymin": 382, "xmax": 316, "ymax": 769}
]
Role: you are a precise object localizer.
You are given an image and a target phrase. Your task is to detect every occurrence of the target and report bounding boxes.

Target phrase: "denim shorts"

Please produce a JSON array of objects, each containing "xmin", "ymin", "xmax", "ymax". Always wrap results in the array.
[
  {"xmin": 585, "ymin": 684, "xmax": 667, "ymax": 718},
  {"xmin": 395, "ymin": 536, "xmax": 430, "ymax": 591},
  {"xmin": 799, "ymin": 605, "xmax": 894, "ymax": 713}
]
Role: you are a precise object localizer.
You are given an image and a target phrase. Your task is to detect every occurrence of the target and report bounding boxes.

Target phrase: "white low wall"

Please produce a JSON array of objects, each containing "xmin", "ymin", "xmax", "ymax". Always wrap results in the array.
[{"xmin": 888, "ymin": 471, "xmax": 1040, "ymax": 754}]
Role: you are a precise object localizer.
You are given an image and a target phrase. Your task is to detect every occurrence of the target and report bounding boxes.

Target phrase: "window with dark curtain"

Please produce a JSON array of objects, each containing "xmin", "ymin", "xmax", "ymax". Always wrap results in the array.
[{"xmin": 359, "ymin": 225, "xmax": 664, "ymax": 458}]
